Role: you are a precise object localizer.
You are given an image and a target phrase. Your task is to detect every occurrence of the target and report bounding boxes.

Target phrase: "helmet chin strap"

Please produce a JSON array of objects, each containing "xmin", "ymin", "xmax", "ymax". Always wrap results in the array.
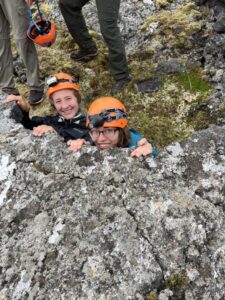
[
  {"xmin": 29, "ymin": 9, "xmax": 39, "ymax": 31},
  {"xmin": 29, "ymin": 0, "xmax": 49, "ymax": 33},
  {"xmin": 35, "ymin": 0, "xmax": 43, "ymax": 19}
]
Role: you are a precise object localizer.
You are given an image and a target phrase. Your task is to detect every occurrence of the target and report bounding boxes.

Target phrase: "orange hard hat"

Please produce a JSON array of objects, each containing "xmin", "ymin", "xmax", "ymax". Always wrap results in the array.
[
  {"xmin": 47, "ymin": 73, "xmax": 79, "ymax": 98},
  {"xmin": 86, "ymin": 97, "xmax": 128, "ymax": 129},
  {"xmin": 27, "ymin": 18, "xmax": 57, "ymax": 47}
]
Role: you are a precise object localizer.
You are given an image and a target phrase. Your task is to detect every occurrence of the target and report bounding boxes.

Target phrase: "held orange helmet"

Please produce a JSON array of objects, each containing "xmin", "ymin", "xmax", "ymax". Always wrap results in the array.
[
  {"xmin": 86, "ymin": 97, "xmax": 128, "ymax": 129},
  {"xmin": 27, "ymin": 2, "xmax": 56, "ymax": 48},
  {"xmin": 47, "ymin": 73, "xmax": 79, "ymax": 99},
  {"xmin": 27, "ymin": 18, "xmax": 57, "ymax": 47}
]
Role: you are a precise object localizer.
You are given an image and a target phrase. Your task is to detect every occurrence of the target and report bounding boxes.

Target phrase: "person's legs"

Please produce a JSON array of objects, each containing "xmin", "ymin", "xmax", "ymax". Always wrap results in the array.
[
  {"xmin": 59, "ymin": 0, "xmax": 96, "ymax": 50},
  {"xmin": 0, "ymin": 2, "xmax": 19, "ymax": 95},
  {"xmin": 96, "ymin": 0, "xmax": 129, "ymax": 82},
  {"xmin": 2, "ymin": 0, "xmax": 44, "ymax": 103}
]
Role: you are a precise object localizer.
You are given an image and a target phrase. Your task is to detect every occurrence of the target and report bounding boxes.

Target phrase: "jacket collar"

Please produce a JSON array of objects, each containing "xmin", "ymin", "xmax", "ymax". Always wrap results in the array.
[{"xmin": 57, "ymin": 112, "xmax": 85, "ymax": 124}]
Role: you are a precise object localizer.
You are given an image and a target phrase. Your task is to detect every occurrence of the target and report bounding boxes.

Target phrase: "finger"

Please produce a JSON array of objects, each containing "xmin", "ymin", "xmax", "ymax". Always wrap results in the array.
[
  {"xmin": 4, "ymin": 96, "xmax": 16, "ymax": 103},
  {"xmin": 130, "ymin": 149, "xmax": 140, "ymax": 157},
  {"xmin": 69, "ymin": 145, "xmax": 79, "ymax": 152},
  {"xmin": 137, "ymin": 138, "xmax": 148, "ymax": 147},
  {"xmin": 33, "ymin": 128, "xmax": 43, "ymax": 137},
  {"xmin": 131, "ymin": 146, "xmax": 149, "ymax": 157}
]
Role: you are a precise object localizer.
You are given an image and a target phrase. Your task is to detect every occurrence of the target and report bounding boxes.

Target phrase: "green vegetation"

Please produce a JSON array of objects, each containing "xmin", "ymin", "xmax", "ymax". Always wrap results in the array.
[
  {"xmin": 165, "ymin": 272, "xmax": 189, "ymax": 297},
  {"xmin": 175, "ymin": 70, "xmax": 211, "ymax": 93},
  {"xmin": 140, "ymin": 3, "xmax": 204, "ymax": 49},
  {"xmin": 13, "ymin": 2, "xmax": 222, "ymax": 149},
  {"xmin": 146, "ymin": 291, "xmax": 158, "ymax": 300}
]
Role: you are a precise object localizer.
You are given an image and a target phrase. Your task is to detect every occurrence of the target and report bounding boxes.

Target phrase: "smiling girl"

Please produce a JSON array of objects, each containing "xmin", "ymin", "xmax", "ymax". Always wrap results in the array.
[
  {"xmin": 4, "ymin": 73, "xmax": 89, "ymax": 144},
  {"xmin": 68, "ymin": 97, "xmax": 158, "ymax": 157}
]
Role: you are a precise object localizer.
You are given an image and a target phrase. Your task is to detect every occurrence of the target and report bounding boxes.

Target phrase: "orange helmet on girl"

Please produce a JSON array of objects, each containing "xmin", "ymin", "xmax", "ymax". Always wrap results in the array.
[
  {"xmin": 86, "ymin": 97, "xmax": 128, "ymax": 129},
  {"xmin": 47, "ymin": 73, "xmax": 79, "ymax": 99}
]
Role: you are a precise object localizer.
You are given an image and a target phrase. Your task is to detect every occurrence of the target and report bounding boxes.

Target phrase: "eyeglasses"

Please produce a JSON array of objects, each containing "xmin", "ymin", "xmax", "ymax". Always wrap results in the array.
[{"xmin": 89, "ymin": 128, "xmax": 118, "ymax": 139}]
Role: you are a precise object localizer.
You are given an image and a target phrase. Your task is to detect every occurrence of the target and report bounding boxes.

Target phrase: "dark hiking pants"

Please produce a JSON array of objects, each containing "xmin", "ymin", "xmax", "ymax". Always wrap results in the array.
[{"xmin": 59, "ymin": 0, "xmax": 129, "ymax": 81}]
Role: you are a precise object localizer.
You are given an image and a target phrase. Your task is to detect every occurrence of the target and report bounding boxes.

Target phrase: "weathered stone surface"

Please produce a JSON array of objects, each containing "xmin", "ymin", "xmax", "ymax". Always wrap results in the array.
[
  {"xmin": 134, "ymin": 77, "xmax": 162, "ymax": 93},
  {"xmin": 1, "ymin": 1, "xmax": 225, "ymax": 298},
  {"xmin": 0, "ymin": 99, "xmax": 225, "ymax": 300},
  {"xmin": 155, "ymin": 61, "xmax": 186, "ymax": 75}
]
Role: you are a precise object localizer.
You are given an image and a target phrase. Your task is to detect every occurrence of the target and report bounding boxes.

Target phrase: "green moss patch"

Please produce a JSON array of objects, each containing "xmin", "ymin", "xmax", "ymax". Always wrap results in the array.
[
  {"xmin": 174, "ymin": 70, "xmax": 211, "ymax": 93},
  {"xmin": 141, "ymin": 3, "xmax": 204, "ymax": 50},
  {"xmin": 165, "ymin": 272, "xmax": 189, "ymax": 297}
]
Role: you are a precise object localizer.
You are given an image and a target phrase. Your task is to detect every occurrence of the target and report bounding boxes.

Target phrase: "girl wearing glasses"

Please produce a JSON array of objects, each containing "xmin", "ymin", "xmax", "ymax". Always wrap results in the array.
[
  {"xmin": 68, "ymin": 97, "xmax": 158, "ymax": 158},
  {"xmin": 3, "ymin": 73, "xmax": 89, "ymax": 147}
]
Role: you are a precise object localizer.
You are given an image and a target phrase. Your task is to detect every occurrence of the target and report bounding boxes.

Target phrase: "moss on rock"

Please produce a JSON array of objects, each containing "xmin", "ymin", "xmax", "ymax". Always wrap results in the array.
[
  {"xmin": 146, "ymin": 291, "xmax": 158, "ymax": 300},
  {"xmin": 141, "ymin": 3, "xmax": 204, "ymax": 50},
  {"xmin": 165, "ymin": 272, "xmax": 189, "ymax": 297}
]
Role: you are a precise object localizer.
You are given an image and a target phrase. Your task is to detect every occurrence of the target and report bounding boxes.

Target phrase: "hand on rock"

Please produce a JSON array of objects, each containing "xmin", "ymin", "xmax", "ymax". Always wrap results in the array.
[
  {"xmin": 131, "ymin": 138, "xmax": 153, "ymax": 157},
  {"xmin": 33, "ymin": 125, "xmax": 55, "ymax": 137},
  {"xmin": 67, "ymin": 139, "xmax": 90, "ymax": 152}
]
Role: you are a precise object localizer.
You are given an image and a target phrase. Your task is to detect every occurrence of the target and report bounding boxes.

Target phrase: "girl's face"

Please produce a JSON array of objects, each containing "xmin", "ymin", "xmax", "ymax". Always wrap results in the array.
[
  {"xmin": 89, "ymin": 126, "xmax": 120, "ymax": 150},
  {"xmin": 52, "ymin": 89, "xmax": 79, "ymax": 120}
]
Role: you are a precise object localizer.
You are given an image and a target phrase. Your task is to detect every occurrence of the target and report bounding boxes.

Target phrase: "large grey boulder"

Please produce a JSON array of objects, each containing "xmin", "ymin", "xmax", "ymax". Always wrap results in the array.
[{"xmin": 0, "ymin": 101, "xmax": 225, "ymax": 299}]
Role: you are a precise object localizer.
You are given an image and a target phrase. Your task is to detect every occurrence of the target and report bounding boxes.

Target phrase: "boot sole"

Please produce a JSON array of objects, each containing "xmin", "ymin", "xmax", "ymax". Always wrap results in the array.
[{"xmin": 29, "ymin": 97, "xmax": 44, "ymax": 106}]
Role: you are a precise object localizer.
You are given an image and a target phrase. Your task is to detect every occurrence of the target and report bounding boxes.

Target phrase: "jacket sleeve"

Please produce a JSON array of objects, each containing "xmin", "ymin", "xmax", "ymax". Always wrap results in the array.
[
  {"xmin": 55, "ymin": 127, "xmax": 90, "ymax": 143},
  {"xmin": 21, "ymin": 112, "xmax": 46, "ymax": 130},
  {"xmin": 128, "ymin": 129, "xmax": 142, "ymax": 148}
]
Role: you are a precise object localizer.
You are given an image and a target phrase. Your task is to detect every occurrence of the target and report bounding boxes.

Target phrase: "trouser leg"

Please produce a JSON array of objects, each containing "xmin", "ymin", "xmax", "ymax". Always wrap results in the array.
[
  {"xmin": 59, "ymin": 0, "xmax": 96, "ymax": 50},
  {"xmin": 1, "ymin": 0, "xmax": 43, "ymax": 91},
  {"xmin": 96, "ymin": 0, "xmax": 129, "ymax": 81},
  {"xmin": 0, "ymin": 3, "xmax": 16, "ymax": 91}
]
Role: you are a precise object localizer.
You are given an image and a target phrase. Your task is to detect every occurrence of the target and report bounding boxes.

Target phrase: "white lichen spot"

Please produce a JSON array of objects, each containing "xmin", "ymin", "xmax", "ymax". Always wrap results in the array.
[
  {"xmin": 163, "ymin": 143, "xmax": 185, "ymax": 174},
  {"xmin": 193, "ymin": 138, "xmax": 199, "ymax": 143},
  {"xmin": 166, "ymin": 143, "xmax": 184, "ymax": 157},
  {"xmin": 143, "ymin": 0, "xmax": 154, "ymax": 4},
  {"xmin": 146, "ymin": 157, "xmax": 158, "ymax": 168},
  {"xmin": 48, "ymin": 219, "xmax": 65, "ymax": 244},
  {"xmin": 0, "ymin": 155, "xmax": 16, "ymax": 206},
  {"xmin": 187, "ymin": 268, "xmax": 199, "ymax": 282},
  {"xmin": 85, "ymin": 165, "xmax": 96, "ymax": 176},
  {"xmin": 12, "ymin": 270, "xmax": 31, "ymax": 300},
  {"xmin": 200, "ymin": 178, "xmax": 212, "ymax": 189},
  {"xmin": 202, "ymin": 157, "xmax": 225, "ymax": 174}
]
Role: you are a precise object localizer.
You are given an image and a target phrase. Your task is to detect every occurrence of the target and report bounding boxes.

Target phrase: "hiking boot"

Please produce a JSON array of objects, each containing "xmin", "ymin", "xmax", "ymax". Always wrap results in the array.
[
  {"xmin": 194, "ymin": 0, "xmax": 207, "ymax": 5},
  {"xmin": 70, "ymin": 46, "xmax": 98, "ymax": 62},
  {"xmin": 111, "ymin": 78, "xmax": 131, "ymax": 95},
  {"xmin": 2, "ymin": 87, "xmax": 20, "ymax": 96},
  {"xmin": 29, "ymin": 89, "xmax": 44, "ymax": 105}
]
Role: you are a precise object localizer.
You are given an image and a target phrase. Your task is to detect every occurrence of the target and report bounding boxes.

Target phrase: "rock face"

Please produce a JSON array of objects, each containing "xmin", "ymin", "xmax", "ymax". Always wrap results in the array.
[
  {"xmin": 1, "ymin": 1, "xmax": 225, "ymax": 299},
  {"xmin": 0, "ymin": 103, "xmax": 225, "ymax": 299}
]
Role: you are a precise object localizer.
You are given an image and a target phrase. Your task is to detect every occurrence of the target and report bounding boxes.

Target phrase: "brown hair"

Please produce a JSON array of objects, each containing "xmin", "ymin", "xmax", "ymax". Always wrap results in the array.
[{"xmin": 116, "ymin": 127, "xmax": 131, "ymax": 148}]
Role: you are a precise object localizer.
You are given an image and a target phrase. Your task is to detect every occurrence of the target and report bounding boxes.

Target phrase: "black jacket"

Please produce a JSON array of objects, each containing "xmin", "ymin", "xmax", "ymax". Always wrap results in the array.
[{"xmin": 22, "ymin": 111, "xmax": 89, "ymax": 142}]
